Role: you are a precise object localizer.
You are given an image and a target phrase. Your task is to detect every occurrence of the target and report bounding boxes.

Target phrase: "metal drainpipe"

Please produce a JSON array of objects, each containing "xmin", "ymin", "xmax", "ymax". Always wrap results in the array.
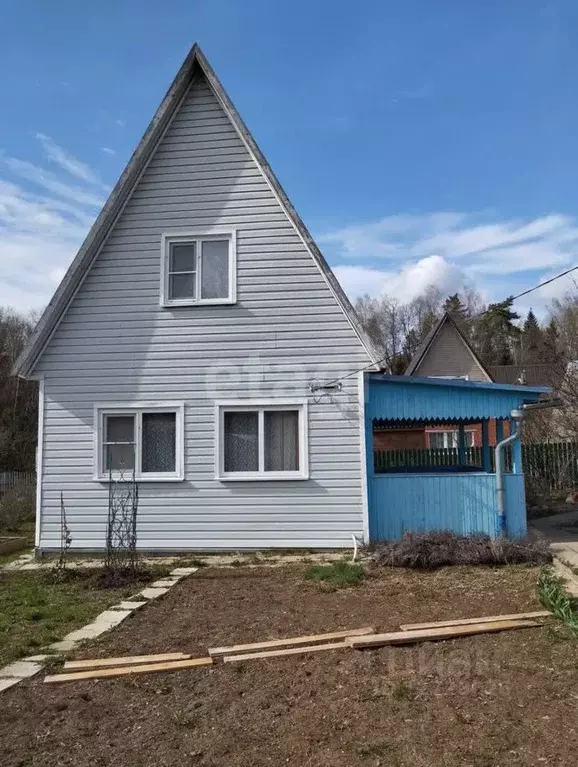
[
  {"xmin": 495, "ymin": 409, "xmax": 523, "ymax": 538},
  {"xmin": 494, "ymin": 399, "xmax": 563, "ymax": 537}
]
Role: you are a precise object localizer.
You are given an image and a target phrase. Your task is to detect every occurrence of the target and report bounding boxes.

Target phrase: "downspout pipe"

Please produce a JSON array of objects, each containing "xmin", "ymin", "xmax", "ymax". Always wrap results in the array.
[
  {"xmin": 495, "ymin": 410, "xmax": 523, "ymax": 538},
  {"xmin": 494, "ymin": 399, "xmax": 562, "ymax": 537}
]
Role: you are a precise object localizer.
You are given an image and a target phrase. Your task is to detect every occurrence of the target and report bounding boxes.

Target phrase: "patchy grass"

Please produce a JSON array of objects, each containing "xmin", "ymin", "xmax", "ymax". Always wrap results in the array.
[
  {"xmin": 0, "ymin": 568, "xmax": 159, "ymax": 667},
  {"xmin": 391, "ymin": 679, "xmax": 417, "ymax": 701},
  {"xmin": 303, "ymin": 559, "xmax": 364, "ymax": 589}
]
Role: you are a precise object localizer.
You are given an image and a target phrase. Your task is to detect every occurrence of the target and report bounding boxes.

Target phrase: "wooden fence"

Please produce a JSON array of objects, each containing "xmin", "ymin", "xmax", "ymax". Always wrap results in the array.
[
  {"xmin": 0, "ymin": 470, "xmax": 36, "ymax": 499},
  {"xmin": 374, "ymin": 441, "xmax": 578, "ymax": 491}
]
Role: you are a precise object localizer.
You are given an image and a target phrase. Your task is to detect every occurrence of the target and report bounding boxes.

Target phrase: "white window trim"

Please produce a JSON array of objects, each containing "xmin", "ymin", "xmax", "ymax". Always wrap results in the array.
[
  {"xmin": 426, "ymin": 428, "xmax": 475, "ymax": 449},
  {"xmin": 93, "ymin": 402, "xmax": 185, "ymax": 482},
  {"xmin": 160, "ymin": 227, "xmax": 237, "ymax": 307},
  {"xmin": 215, "ymin": 399, "xmax": 309, "ymax": 481}
]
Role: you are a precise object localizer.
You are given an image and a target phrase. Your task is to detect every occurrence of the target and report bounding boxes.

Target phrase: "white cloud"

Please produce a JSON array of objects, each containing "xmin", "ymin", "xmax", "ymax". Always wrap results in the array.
[
  {"xmin": 115, "ymin": 119, "xmax": 125, "ymax": 128},
  {"xmin": 332, "ymin": 265, "xmax": 391, "ymax": 297},
  {"xmin": 36, "ymin": 133, "xmax": 108, "ymax": 189},
  {"xmin": 321, "ymin": 212, "xmax": 578, "ymax": 315},
  {"xmin": 0, "ymin": 140, "xmax": 101, "ymax": 312},
  {"xmin": 5, "ymin": 158, "xmax": 105, "ymax": 210},
  {"xmin": 334, "ymin": 256, "xmax": 467, "ymax": 304},
  {"xmin": 100, "ymin": 147, "xmax": 116, "ymax": 156}
]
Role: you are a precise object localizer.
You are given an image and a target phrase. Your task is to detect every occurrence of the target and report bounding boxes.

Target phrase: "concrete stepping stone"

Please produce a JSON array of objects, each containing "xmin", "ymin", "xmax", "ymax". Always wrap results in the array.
[
  {"xmin": 48, "ymin": 639, "xmax": 78, "ymax": 652},
  {"xmin": 0, "ymin": 659, "xmax": 44, "ymax": 691},
  {"xmin": 0, "ymin": 678, "xmax": 23, "ymax": 692},
  {"xmin": 111, "ymin": 600, "xmax": 148, "ymax": 611},
  {"xmin": 139, "ymin": 586, "xmax": 169, "ymax": 599}
]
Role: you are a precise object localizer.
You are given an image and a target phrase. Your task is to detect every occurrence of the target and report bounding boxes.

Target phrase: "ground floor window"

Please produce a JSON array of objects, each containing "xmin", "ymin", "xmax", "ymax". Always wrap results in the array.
[
  {"xmin": 95, "ymin": 403, "xmax": 184, "ymax": 481},
  {"xmin": 216, "ymin": 401, "xmax": 308, "ymax": 480}
]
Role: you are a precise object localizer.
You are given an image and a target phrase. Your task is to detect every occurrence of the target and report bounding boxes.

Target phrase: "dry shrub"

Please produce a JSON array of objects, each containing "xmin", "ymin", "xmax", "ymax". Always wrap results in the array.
[
  {"xmin": 371, "ymin": 531, "xmax": 552, "ymax": 570},
  {"xmin": 0, "ymin": 484, "xmax": 35, "ymax": 532}
]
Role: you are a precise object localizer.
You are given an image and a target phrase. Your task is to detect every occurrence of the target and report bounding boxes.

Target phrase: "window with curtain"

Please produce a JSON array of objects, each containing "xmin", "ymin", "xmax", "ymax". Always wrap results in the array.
[
  {"xmin": 427, "ymin": 430, "xmax": 475, "ymax": 449},
  {"xmin": 96, "ymin": 405, "xmax": 183, "ymax": 480},
  {"xmin": 219, "ymin": 404, "xmax": 306, "ymax": 479},
  {"xmin": 162, "ymin": 231, "xmax": 235, "ymax": 306}
]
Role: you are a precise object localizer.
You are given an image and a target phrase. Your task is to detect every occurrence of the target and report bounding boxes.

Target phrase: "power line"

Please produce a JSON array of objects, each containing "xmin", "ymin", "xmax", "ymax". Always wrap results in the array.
[
  {"xmin": 322, "ymin": 263, "xmax": 578, "ymax": 388},
  {"xmin": 508, "ymin": 264, "xmax": 578, "ymax": 302}
]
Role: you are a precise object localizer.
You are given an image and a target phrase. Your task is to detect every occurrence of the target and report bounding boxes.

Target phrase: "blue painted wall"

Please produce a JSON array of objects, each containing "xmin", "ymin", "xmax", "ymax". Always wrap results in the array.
[
  {"xmin": 364, "ymin": 374, "xmax": 539, "ymax": 542},
  {"xmin": 369, "ymin": 472, "xmax": 527, "ymax": 541}
]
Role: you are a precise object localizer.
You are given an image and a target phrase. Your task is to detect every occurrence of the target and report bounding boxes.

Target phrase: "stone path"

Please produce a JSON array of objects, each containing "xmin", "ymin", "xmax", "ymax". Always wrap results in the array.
[
  {"xmin": 2, "ymin": 550, "xmax": 349, "ymax": 572},
  {"xmin": 531, "ymin": 509, "xmax": 578, "ymax": 571},
  {"xmin": 0, "ymin": 566, "xmax": 197, "ymax": 694}
]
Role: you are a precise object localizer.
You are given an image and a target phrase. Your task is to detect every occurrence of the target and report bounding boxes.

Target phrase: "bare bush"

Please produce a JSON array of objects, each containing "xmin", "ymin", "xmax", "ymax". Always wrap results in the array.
[
  {"xmin": 371, "ymin": 531, "xmax": 552, "ymax": 570},
  {"xmin": 0, "ymin": 484, "xmax": 35, "ymax": 532}
]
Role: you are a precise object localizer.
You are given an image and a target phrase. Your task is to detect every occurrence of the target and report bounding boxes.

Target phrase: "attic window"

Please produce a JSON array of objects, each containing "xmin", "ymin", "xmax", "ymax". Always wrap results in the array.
[{"xmin": 161, "ymin": 230, "xmax": 236, "ymax": 306}]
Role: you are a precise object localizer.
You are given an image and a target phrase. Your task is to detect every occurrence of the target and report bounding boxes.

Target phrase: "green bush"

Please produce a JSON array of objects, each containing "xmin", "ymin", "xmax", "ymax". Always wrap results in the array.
[
  {"xmin": 0, "ymin": 485, "xmax": 35, "ymax": 532},
  {"xmin": 304, "ymin": 560, "xmax": 365, "ymax": 589}
]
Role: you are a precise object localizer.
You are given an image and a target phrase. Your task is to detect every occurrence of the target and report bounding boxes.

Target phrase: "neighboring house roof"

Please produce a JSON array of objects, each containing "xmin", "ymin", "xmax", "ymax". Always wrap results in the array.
[
  {"xmin": 15, "ymin": 44, "xmax": 380, "ymax": 377},
  {"xmin": 404, "ymin": 313, "xmax": 493, "ymax": 382},
  {"xmin": 491, "ymin": 363, "xmax": 564, "ymax": 388}
]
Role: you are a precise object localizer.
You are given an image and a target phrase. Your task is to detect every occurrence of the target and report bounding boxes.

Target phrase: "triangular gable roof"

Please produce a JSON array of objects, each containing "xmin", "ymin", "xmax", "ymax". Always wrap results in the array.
[
  {"xmin": 15, "ymin": 44, "xmax": 380, "ymax": 376},
  {"xmin": 404, "ymin": 312, "xmax": 494, "ymax": 381}
]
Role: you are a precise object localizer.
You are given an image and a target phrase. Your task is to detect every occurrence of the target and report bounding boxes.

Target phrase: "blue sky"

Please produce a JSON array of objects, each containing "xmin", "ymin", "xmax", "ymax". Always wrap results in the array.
[{"xmin": 1, "ymin": 0, "xmax": 578, "ymax": 316}]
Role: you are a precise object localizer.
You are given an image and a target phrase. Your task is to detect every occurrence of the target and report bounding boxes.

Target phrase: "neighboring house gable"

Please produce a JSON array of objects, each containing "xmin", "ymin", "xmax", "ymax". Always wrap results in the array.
[
  {"xmin": 405, "ymin": 313, "xmax": 493, "ymax": 382},
  {"xmin": 18, "ymin": 45, "xmax": 379, "ymax": 551}
]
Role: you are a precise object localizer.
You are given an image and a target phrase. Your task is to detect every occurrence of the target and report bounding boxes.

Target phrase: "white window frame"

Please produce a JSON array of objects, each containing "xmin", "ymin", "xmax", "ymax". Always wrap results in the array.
[
  {"xmin": 215, "ymin": 400, "xmax": 309, "ymax": 481},
  {"xmin": 94, "ymin": 402, "xmax": 185, "ymax": 482},
  {"xmin": 426, "ymin": 429, "xmax": 475, "ymax": 449},
  {"xmin": 160, "ymin": 228, "xmax": 237, "ymax": 307}
]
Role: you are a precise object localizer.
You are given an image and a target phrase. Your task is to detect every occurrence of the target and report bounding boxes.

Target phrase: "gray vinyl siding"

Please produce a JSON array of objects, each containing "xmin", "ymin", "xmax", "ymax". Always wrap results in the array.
[
  {"xmin": 414, "ymin": 324, "xmax": 490, "ymax": 381},
  {"xmin": 35, "ymin": 73, "xmax": 371, "ymax": 551}
]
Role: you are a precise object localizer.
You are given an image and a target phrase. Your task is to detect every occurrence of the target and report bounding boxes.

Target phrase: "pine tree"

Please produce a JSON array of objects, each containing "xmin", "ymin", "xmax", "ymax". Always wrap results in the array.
[
  {"xmin": 471, "ymin": 297, "xmax": 520, "ymax": 367},
  {"xmin": 442, "ymin": 293, "xmax": 468, "ymax": 323},
  {"xmin": 520, "ymin": 308, "xmax": 544, "ymax": 364}
]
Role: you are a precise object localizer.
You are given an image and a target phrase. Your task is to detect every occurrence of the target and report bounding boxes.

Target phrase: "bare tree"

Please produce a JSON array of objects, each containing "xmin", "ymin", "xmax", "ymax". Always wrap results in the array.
[
  {"xmin": 355, "ymin": 285, "xmax": 484, "ymax": 373},
  {"xmin": 0, "ymin": 309, "xmax": 38, "ymax": 470}
]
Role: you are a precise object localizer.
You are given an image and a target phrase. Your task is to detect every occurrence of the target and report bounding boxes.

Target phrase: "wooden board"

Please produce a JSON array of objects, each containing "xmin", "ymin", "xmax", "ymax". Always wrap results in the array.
[
  {"xmin": 222, "ymin": 641, "xmax": 350, "ymax": 663},
  {"xmin": 347, "ymin": 619, "xmax": 542, "ymax": 649},
  {"xmin": 209, "ymin": 626, "xmax": 374, "ymax": 658},
  {"xmin": 45, "ymin": 656, "xmax": 213, "ymax": 683},
  {"xmin": 64, "ymin": 652, "xmax": 192, "ymax": 671},
  {"xmin": 399, "ymin": 611, "xmax": 551, "ymax": 632}
]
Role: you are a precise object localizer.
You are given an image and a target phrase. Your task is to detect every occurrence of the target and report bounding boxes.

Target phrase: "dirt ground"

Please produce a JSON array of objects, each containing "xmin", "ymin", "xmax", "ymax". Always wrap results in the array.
[{"xmin": 2, "ymin": 564, "xmax": 578, "ymax": 767}]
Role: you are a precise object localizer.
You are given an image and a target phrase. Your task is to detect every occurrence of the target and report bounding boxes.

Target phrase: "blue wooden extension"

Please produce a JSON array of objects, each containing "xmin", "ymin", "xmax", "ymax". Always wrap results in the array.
[
  {"xmin": 365, "ymin": 374, "xmax": 549, "ymax": 542},
  {"xmin": 369, "ymin": 473, "xmax": 527, "ymax": 541}
]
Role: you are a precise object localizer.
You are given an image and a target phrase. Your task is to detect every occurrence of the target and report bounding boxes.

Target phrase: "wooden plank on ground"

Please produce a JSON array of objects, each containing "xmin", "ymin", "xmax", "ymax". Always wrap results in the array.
[
  {"xmin": 347, "ymin": 619, "xmax": 542, "ymax": 649},
  {"xmin": 208, "ymin": 626, "xmax": 374, "ymax": 658},
  {"xmin": 222, "ymin": 640, "xmax": 350, "ymax": 663},
  {"xmin": 44, "ymin": 656, "xmax": 213, "ymax": 683},
  {"xmin": 64, "ymin": 652, "xmax": 192, "ymax": 671},
  {"xmin": 399, "ymin": 611, "xmax": 551, "ymax": 632}
]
